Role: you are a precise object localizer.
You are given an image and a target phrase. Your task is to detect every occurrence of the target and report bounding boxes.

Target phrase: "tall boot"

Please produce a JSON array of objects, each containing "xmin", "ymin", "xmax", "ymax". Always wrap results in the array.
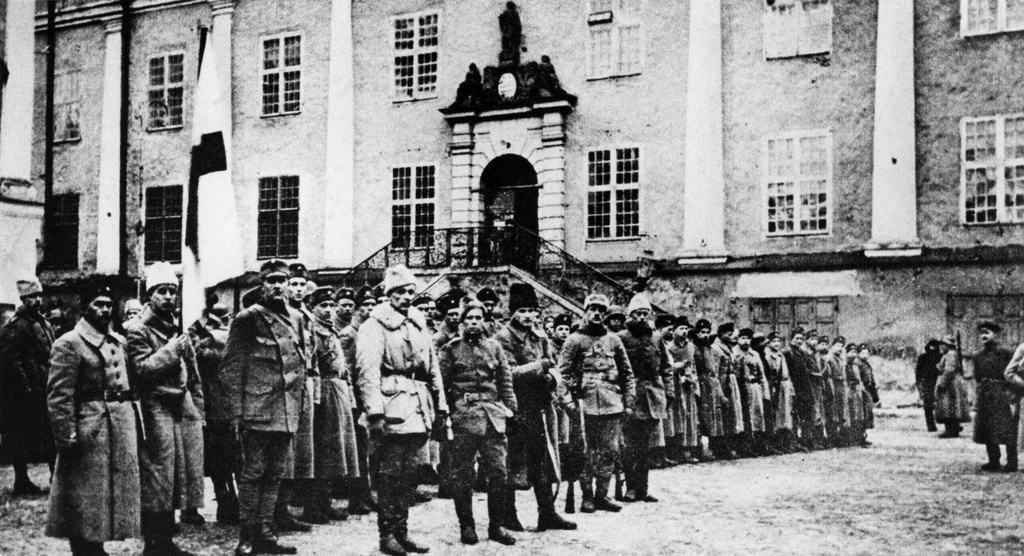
[
  {"xmin": 11, "ymin": 460, "xmax": 45, "ymax": 496},
  {"xmin": 70, "ymin": 537, "xmax": 105, "ymax": 556},
  {"xmin": 254, "ymin": 523, "xmax": 298, "ymax": 555},
  {"xmin": 579, "ymin": 481, "xmax": 595, "ymax": 513},
  {"xmin": 454, "ymin": 494, "xmax": 477, "ymax": 545},
  {"xmin": 593, "ymin": 478, "xmax": 621, "ymax": 512},
  {"xmin": 1005, "ymin": 445, "xmax": 1018, "ymax": 472},
  {"xmin": 274, "ymin": 482, "xmax": 312, "ymax": 533},
  {"xmin": 502, "ymin": 487, "xmax": 524, "ymax": 532},
  {"xmin": 982, "ymin": 443, "xmax": 1002, "ymax": 471},
  {"xmin": 536, "ymin": 482, "xmax": 577, "ymax": 531},
  {"xmin": 924, "ymin": 407, "xmax": 937, "ymax": 432},
  {"xmin": 486, "ymin": 489, "xmax": 515, "ymax": 545},
  {"xmin": 564, "ymin": 481, "xmax": 576, "ymax": 514}
]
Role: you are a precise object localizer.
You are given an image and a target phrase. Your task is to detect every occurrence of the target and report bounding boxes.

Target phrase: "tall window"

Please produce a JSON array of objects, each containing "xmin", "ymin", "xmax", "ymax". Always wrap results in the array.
[
  {"xmin": 147, "ymin": 53, "xmax": 184, "ymax": 129},
  {"xmin": 393, "ymin": 12, "xmax": 439, "ymax": 101},
  {"xmin": 257, "ymin": 176, "xmax": 300, "ymax": 259},
  {"xmin": 45, "ymin": 193, "xmax": 79, "ymax": 268},
  {"xmin": 962, "ymin": 114, "xmax": 1024, "ymax": 224},
  {"xmin": 763, "ymin": 0, "xmax": 832, "ymax": 60},
  {"xmin": 962, "ymin": 0, "xmax": 1024, "ymax": 36},
  {"xmin": 587, "ymin": 147, "xmax": 640, "ymax": 240},
  {"xmin": 587, "ymin": 0, "xmax": 643, "ymax": 79},
  {"xmin": 144, "ymin": 186, "xmax": 183, "ymax": 264},
  {"xmin": 261, "ymin": 33, "xmax": 301, "ymax": 116},
  {"xmin": 764, "ymin": 130, "xmax": 832, "ymax": 236},
  {"xmin": 391, "ymin": 165, "xmax": 436, "ymax": 249},
  {"xmin": 54, "ymin": 70, "xmax": 81, "ymax": 143}
]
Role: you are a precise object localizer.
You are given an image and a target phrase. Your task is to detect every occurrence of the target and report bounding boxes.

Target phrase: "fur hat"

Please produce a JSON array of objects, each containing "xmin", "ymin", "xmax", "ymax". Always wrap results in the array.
[
  {"xmin": 288, "ymin": 263, "xmax": 308, "ymax": 280},
  {"xmin": 382, "ymin": 265, "xmax": 419, "ymax": 295},
  {"xmin": 335, "ymin": 287, "xmax": 355, "ymax": 303},
  {"xmin": 790, "ymin": 326, "xmax": 807, "ymax": 339},
  {"xmin": 655, "ymin": 313, "xmax": 675, "ymax": 330},
  {"xmin": 553, "ymin": 313, "xmax": 573, "ymax": 329},
  {"xmin": 308, "ymin": 286, "xmax": 335, "ymax": 308},
  {"xmin": 978, "ymin": 321, "xmax": 1002, "ymax": 334},
  {"xmin": 694, "ymin": 318, "xmax": 712, "ymax": 333},
  {"xmin": 584, "ymin": 293, "xmax": 610, "ymax": 311},
  {"xmin": 508, "ymin": 283, "xmax": 539, "ymax": 314},
  {"xmin": 81, "ymin": 285, "xmax": 114, "ymax": 308},
  {"xmin": 717, "ymin": 322, "xmax": 735, "ymax": 335},
  {"xmin": 145, "ymin": 262, "xmax": 178, "ymax": 292},
  {"xmin": 476, "ymin": 287, "xmax": 500, "ymax": 304},
  {"xmin": 16, "ymin": 278, "xmax": 42, "ymax": 298},
  {"xmin": 737, "ymin": 327, "xmax": 754, "ymax": 339},
  {"xmin": 259, "ymin": 259, "xmax": 289, "ymax": 280},
  {"xmin": 124, "ymin": 299, "xmax": 143, "ymax": 313},
  {"xmin": 626, "ymin": 294, "xmax": 652, "ymax": 316}
]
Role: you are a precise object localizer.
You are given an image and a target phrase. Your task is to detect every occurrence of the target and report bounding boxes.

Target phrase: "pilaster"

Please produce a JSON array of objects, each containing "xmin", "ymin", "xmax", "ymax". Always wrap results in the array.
[
  {"xmin": 95, "ymin": 15, "xmax": 123, "ymax": 274},
  {"xmin": 0, "ymin": 0, "xmax": 36, "ymax": 182},
  {"xmin": 323, "ymin": 0, "xmax": 355, "ymax": 266}
]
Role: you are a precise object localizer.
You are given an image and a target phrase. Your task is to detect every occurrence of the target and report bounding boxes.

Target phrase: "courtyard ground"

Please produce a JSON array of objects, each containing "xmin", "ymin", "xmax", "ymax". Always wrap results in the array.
[{"xmin": 1, "ymin": 410, "xmax": 1022, "ymax": 556}]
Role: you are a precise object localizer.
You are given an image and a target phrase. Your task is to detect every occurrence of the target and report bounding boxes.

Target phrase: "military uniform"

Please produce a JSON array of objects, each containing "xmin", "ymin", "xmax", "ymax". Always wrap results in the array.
[
  {"xmin": 711, "ymin": 337, "xmax": 744, "ymax": 454},
  {"xmin": 785, "ymin": 344, "xmax": 824, "ymax": 449},
  {"xmin": 617, "ymin": 323, "xmax": 669, "ymax": 500},
  {"xmin": 823, "ymin": 352, "xmax": 850, "ymax": 445},
  {"xmin": 934, "ymin": 349, "xmax": 971, "ymax": 433},
  {"xmin": 972, "ymin": 339, "xmax": 1016, "ymax": 469},
  {"xmin": 666, "ymin": 339, "xmax": 701, "ymax": 455}
]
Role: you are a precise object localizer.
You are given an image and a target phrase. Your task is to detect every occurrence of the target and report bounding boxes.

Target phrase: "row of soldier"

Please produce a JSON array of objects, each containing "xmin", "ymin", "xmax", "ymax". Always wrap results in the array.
[{"xmin": 0, "ymin": 262, "xmax": 878, "ymax": 556}]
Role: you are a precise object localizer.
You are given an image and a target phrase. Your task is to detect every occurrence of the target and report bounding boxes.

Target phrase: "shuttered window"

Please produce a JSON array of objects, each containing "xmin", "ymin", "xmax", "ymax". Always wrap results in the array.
[{"xmin": 751, "ymin": 297, "xmax": 838, "ymax": 340}]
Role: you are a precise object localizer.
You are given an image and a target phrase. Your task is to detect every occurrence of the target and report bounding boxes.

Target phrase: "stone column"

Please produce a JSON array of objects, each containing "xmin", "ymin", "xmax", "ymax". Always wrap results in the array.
[
  {"xmin": 449, "ymin": 121, "xmax": 475, "ymax": 227},
  {"xmin": 0, "ymin": 0, "xmax": 35, "ymax": 183},
  {"xmin": 95, "ymin": 16, "xmax": 123, "ymax": 274},
  {"xmin": 680, "ymin": 0, "xmax": 726, "ymax": 263},
  {"xmin": 865, "ymin": 0, "xmax": 919, "ymax": 256},
  {"xmin": 323, "ymin": 0, "xmax": 355, "ymax": 266},
  {"xmin": 536, "ymin": 109, "xmax": 567, "ymax": 250}
]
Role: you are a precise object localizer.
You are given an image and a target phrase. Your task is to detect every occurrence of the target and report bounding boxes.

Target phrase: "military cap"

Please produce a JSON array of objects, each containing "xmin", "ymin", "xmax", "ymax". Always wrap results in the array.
[
  {"xmin": 81, "ymin": 285, "xmax": 115, "ymax": 307},
  {"xmin": 335, "ymin": 287, "xmax": 356, "ymax": 302},
  {"xmin": 832, "ymin": 335, "xmax": 847, "ymax": 346},
  {"xmin": 845, "ymin": 342, "xmax": 858, "ymax": 352},
  {"xmin": 790, "ymin": 326, "xmax": 807, "ymax": 339},
  {"xmin": 259, "ymin": 259, "xmax": 289, "ymax": 280},
  {"xmin": 603, "ymin": 305, "xmax": 625, "ymax": 324},
  {"xmin": 371, "ymin": 284, "xmax": 386, "ymax": 301},
  {"xmin": 553, "ymin": 313, "xmax": 573, "ymax": 329},
  {"xmin": 584, "ymin": 293, "xmax": 611, "ymax": 311},
  {"xmin": 817, "ymin": 334, "xmax": 831, "ymax": 345},
  {"xmin": 289, "ymin": 263, "xmax": 309, "ymax": 279},
  {"xmin": 477, "ymin": 287, "xmax": 500, "ymax": 304},
  {"xmin": 308, "ymin": 286, "xmax": 335, "ymax": 308},
  {"xmin": 978, "ymin": 321, "xmax": 1003, "ymax": 334},
  {"xmin": 694, "ymin": 318, "xmax": 712, "ymax": 332},
  {"xmin": 737, "ymin": 327, "xmax": 754, "ymax": 339},
  {"xmin": 437, "ymin": 289, "xmax": 467, "ymax": 315},
  {"xmin": 355, "ymin": 285, "xmax": 377, "ymax": 307},
  {"xmin": 766, "ymin": 331, "xmax": 781, "ymax": 342},
  {"xmin": 717, "ymin": 322, "xmax": 735, "ymax": 335},
  {"xmin": 654, "ymin": 313, "xmax": 675, "ymax": 330},
  {"xmin": 804, "ymin": 329, "xmax": 818, "ymax": 338},
  {"xmin": 857, "ymin": 343, "xmax": 871, "ymax": 353},
  {"xmin": 674, "ymin": 316, "xmax": 692, "ymax": 329},
  {"xmin": 411, "ymin": 294, "xmax": 434, "ymax": 307},
  {"xmin": 753, "ymin": 332, "xmax": 768, "ymax": 349}
]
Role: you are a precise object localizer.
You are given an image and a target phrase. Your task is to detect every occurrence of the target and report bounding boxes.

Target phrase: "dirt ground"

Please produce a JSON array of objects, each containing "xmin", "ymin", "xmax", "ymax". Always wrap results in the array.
[{"xmin": 1, "ymin": 410, "xmax": 1023, "ymax": 556}]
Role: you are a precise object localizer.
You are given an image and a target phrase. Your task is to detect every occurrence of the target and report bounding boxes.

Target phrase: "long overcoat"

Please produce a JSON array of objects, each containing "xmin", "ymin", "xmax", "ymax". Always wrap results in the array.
[
  {"xmin": 972, "ymin": 344, "xmax": 1016, "ymax": 444},
  {"xmin": 558, "ymin": 323, "xmax": 635, "ymax": 417},
  {"xmin": 494, "ymin": 323, "xmax": 561, "ymax": 488},
  {"xmin": 617, "ymin": 327, "xmax": 669, "ymax": 421},
  {"xmin": 125, "ymin": 305, "xmax": 205, "ymax": 513},
  {"xmin": 0, "ymin": 305, "xmax": 55, "ymax": 463},
  {"xmin": 46, "ymin": 320, "xmax": 140, "ymax": 543},
  {"xmin": 857, "ymin": 359, "xmax": 879, "ymax": 429},
  {"xmin": 845, "ymin": 360, "xmax": 866, "ymax": 426},
  {"xmin": 784, "ymin": 346, "xmax": 824, "ymax": 426},
  {"xmin": 1002, "ymin": 343, "xmax": 1024, "ymax": 446},
  {"xmin": 694, "ymin": 342, "xmax": 727, "ymax": 437},
  {"xmin": 734, "ymin": 348, "xmax": 771, "ymax": 433},
  {"xmin": 765, "ymin": 350, "xmax": 794, "ymax": 431},
  {"xmin": 934, "ymin": 350, "xmax": 971, "ymax": 423},
  {"xmin": 666, "ymin": 340, "xmax": 701, "ymax": 448},
  {"xmin": 824, "ymin": 354, "xmax": 851, "ymax": 429},
  {"xmin": 712, "ymin": 339, "xmax": 744, "ymax": 435},
  {"xmin": 189, "ymin": 319, "xmax": 239, "ymax": 477},
  {"xmin": 311, "ymin": 318, "xmax": 360, "ymax": 479}
]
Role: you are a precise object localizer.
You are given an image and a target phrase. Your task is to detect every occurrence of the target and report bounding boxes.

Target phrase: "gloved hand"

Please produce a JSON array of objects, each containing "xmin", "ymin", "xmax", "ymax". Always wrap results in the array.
[{"xmin": 368, "ymin": 415, "xmax": 387, "ymax": 437}]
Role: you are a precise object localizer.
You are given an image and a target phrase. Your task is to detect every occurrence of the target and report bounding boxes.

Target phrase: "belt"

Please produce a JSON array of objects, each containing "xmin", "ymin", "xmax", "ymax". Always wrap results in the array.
[
  {"xmin": 77, "ymin": 389, "xmax": 137, "ymax": 403},
  {"xmin": 461, "ymin": 392, "xmax": 496, "ymax": 402}
]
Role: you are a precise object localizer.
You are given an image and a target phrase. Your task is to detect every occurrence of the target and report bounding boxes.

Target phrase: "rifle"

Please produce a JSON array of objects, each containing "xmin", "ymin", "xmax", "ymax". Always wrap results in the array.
[{"xmin": 955, "ymin": 332, "xmax": 965, "ymax": 376}]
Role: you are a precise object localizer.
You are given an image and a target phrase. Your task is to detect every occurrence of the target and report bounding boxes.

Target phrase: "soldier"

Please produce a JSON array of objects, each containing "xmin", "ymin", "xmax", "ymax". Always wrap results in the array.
[
  {"xmin": 494, "ymin": 284, "xmax": 576, "ymax": 532},
  {"xmin": 221, "ymin": 260, "xmax": 305, "ymax": 555},
  {"xmin": 785, "ymin": 328, "xmax": 824, "ymax": 451},
  {"xmin": 124, "ymin": 262, "xmax": 203, "ymax": 556},
  {"xmin": 551, "ymin": 312, "xmax": 585, "ymax": 512},
  {"xmin": 46, "ymin": 286, "xmax": 142, "ymax": 556},
  {"xmin": 711, "ymin": 323, "xmax": 743, "ymax": 458},
  {"xmin": 333, "ymin": 287, "xmax": 356, "ymax": 331},
  {"xmin": 617, "ymin": 294, "xmax": 669, "ymax": 502},
  {"xmin": 692, "ymin": 319, "xmax": 726, "ymax": 460},
  {"xmin": 935, "ymin": 335, "xmax": 970, "ymax": 439},
  {"xmin": 0, "ymin": 277, "xmax": 55, "ymax": 496},
  {"xmin": 303, "ymin": 287, "xmax": 360, "ymax": 522},
  {"xmin": 823, "ymin": 337, "xmax": 850, "ymax": 448},
  {"xmin": 122, "ymin": 298, "xmax": 144, "ymax": 331},
  {"xmin": 559, "ymin": 293, "xmax": 634, "ymax": 514},
  {"xmin": 665, "ymin": 317, "xmax": 701, "ymax": 464},
  {"xmin": 432, "ymin": 289, "xmax": 465, "ymax": 350},
  {"xmin": 764, "ymin": 332, "xmax": 795, "ymax": 453},
  {"xmin": 915, "ymin": 339, "xmax": 943, "ymax": 432},
  {"xmin": 341, "ymin": 284, "xmax": 378, "ymax": 516},
  {"xmin": 844, "ymin": 343, "xmax": 867, "ymax": 448},
  {"xmin": 189, "ymin": 300, "xmax": 239, "ymax": 524},
  {"xmin": 411, "ymin": 295, "xmax": 437, "ymax": 336},
  {"xmin": 603, "ymin": 305, "xmax": 626, "ymax": 334},
  {"xmin": 734, "ymin": 328, "xmax": 772, "ymax": 457},
  {"xmin": 357, "ymin": 265, "xmax": 448, "ymax": 556},
  {"xmin": 477, "ymin": 287, "xmax": 501, "ymax": 337},
  {"xmin": 856, "ymin": 344, "xmax": 879, "ymax": 446},
  {"xmin": 550, "ymin": 314, "xmax": 573, "ymax": 361},
  {"xmin": 969, "ymin": 324, "xmax": 1016, "ymax": 470},
  {"xmin": 439, "ymin": 299, "xmax": 518, "ymax": 545},
  {"xmin": 44, "ymin": 298, "xmax": 73, "ymax": 338}
]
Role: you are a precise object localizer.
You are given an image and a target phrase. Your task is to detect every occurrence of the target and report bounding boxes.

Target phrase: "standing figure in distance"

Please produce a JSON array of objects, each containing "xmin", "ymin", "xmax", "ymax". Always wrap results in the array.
[
  {"xmin": 915, "ymin": 339, "xmax": 943, "ymax": 432},
  {"xmin": 934, "ymin": 335, "xmax": 970, "ymax": 439},
  {"xmin": 970, "ymin": 324, "xmax": 1016, "ymax": 471}
]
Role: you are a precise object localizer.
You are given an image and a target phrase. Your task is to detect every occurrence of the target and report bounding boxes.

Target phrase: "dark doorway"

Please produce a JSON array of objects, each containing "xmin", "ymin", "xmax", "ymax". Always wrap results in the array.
[{"xmin": 480, "ymin": 154, "xmax": 540, "ymax": 269}]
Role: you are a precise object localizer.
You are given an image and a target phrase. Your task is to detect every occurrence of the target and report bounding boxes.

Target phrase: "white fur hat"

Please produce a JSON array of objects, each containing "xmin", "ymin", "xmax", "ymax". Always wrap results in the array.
[
  {"xmin": 16, "ymin": 278, "xmax": 42, "ymax": 298},
  {"xmin": 382, "ymin": 265, "xmax": 419, "ymax": 295},
  {"xmin": 626, "ymin": 294, "xmax": 652, "ymax": 315},
  {"xmin": 145, "ymin": 261, "xmax": 178, "ymax": 291}
]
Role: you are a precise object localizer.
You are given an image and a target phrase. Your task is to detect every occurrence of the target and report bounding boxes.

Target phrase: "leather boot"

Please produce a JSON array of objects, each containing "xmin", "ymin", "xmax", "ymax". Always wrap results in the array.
[
  {"xmin": 235, "ymin": 524, "xmax": 255, "ymax": 556},
  {"xmin": 456, "ymin": 494, "xmax": 478, "ymax": 545},
  {"xmin": 395, "ymin": 533, "xmax": 429, "ymax": 554},
  {"xmin": 1005, "ymin": 445, "xmax": 1019, "ymax": 472},
  {"xmin": 579, "ymin": 482, "xmax": 595, "ymax": 513},
  {"xmin": 538, "ymin": 510, "xmax": 577, "ymax": 531},
  {"xmin": 254, "ymin": 524, "xmax": 298, "ymax": 555},
  {"xmin": 488, "ymin": 525, "xmax": 516, "ymax": 546},
  {"xmin": 502, "ymin": 488, "xmax": 524, "ymax": 532},
  {"xmin": 379, "ymin": 535, "xmax": 407, "ymax": 556},
  {"xmin": 594, "ymin": 478, "xmax": 621, "ymax": 512}
]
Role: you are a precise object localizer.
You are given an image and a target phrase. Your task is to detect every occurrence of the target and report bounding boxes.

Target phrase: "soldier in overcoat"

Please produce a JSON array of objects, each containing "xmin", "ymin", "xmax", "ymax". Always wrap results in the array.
[
  {"xmin": 432, "ymin": 289, "xmax": 465, "ymax": 350},
  {"xmin": 221, "ymin": 259, "xmax": 306, "ymax": 555},
  {"xmin": 357, "ymin": 265, "xmax": 448, "ymax": 556},
  {"xmin": 734, "ymin": 328, "xmax": 772, "ymax": 456},
  {"xmin": 124, "ymin": 262, "xmax": 203, "ymax": 556},
  {"xmin": 843, "ymin": 343, "xmax": 867, "ymax": 446},
  {"xmin": 303, "ymin": 287, "xmax": 360, "ymax": 522},
  {"xmin": 0, "ymin": 278, "xmax": 55, "ymax": 496},
  {"xmin": 558, "ymin": 293, "xmax": 634, "ymax": 514},
  {"xmin": 970, "ymin": 323, "xmax": 1017, "ymax": 471},
  {"xmin": 439, "ymin": 299, "xmax": 518, "ymax": 546},
  {"xmin": 784, "ymin": 328, "xmax": 824, "ymax": 450},
  {"xmin": 915, "ymin": 339, "xmax": 943, "ymax": 432},
  {"xmin": 822, "ymin": 337, "xmax": 850, "ymax": 447},
  {"xmin": 617, "ymin": 295, "xmax": 670, "ymax": 502},
  {"xmin": 854, "ymin": 344, "xmax": 879, "ymax": 446},
  {"xmin": 46, "ymin": 286, "xmax": 142, "ymax": 556},
  {"xmin": 493, "ymin": 284, "xmax": 576, "ymax": 532},
  {"xmin": 764, "ymin": 332, "xmax": 795, "ymax": 452},
  {"xmin": 692, "ymin": 319, "xmax": 727, "ymax": 459},
  {"xmin": 341, "ymin": 284, "xmax": 378, "ymax": 515},
  {"xmin": 712, "ymin": 323, "xmax": 743, "ymax": 457},
  {"xmin": 935, "ymin": 335, "xmax": 971, "ymax": 438},
  {"xmin": 665, "ymin": 317, "xmax": 701, "ymax": 463},
  {"xmin": 1001, "ymin": 342, "xmax": 1024, "ymax": 453}
]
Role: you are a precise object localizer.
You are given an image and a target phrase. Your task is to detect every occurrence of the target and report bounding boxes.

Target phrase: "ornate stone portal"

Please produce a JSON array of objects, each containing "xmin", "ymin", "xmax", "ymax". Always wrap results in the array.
[{"xmin": 440, "ymin": 2, "xmax": 576, "ymax": 252}]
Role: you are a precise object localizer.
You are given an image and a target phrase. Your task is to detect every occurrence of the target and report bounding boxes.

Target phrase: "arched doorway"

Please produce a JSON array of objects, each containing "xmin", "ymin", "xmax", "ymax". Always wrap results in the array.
[{"xmin": 480, "ymin": 154, "xmax": 539, "ymax": 269}]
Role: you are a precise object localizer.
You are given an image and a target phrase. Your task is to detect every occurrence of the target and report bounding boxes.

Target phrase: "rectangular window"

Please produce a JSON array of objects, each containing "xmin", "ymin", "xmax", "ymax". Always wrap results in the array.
[
  {"xmin": 144, "ymin": 186, "xmax": 183, "ymax": 264},
  {"xmin": 763, "ymin": 0, "xmax": 833, "ymax": 60},
  {"xmin": 764, "ymin": 130, "xmax": 832, "ymax": 236},
  {"xmin": 392, "ymin": 165, "xmax": 435, "ymax": 248},
  {"xmin": 949, "ymin": 294, "xmax": 1024, "ymax": 355},
  {"xmin": 261, "ymin": 33, "xmax": 302, "ymax": 116},
  {"xmin": 962, "ymin": 114, "xmax": 1024, "ymax": 224},
  {"xmin": 751, "ymin": 297, "xmax": 838, "ymax": 342},
  {"xmin": 147, "ymin": 53, "xmax": 185, "ymax": 129},
  {"xmin": 45, "ymin": 193, "xmax": 79, "ymax": 268},
  {"xmin": 393, "ymin": 12, "xmax": 439, "ymax": 101},
  {"xmin": 587, "ymin": 147, "xmax": 641, "ymax": 240},
  {"xmin": 587, "ymin": 0, "xmax": 643, "ymax": 79},
  {"xmin": 962, "ymin": 0, "xmax": 1024, "ymax": 36},
  {"xmin": 54, "ymin": 70, "xmax": 81, "ymax": 143},
  {"xmin": 257, "ymin": 176, "xmax": 300, "ymax": 259}
]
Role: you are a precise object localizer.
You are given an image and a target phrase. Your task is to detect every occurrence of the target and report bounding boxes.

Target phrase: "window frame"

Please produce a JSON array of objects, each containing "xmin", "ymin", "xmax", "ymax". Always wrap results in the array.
[
  {"xmin": 586, "ymin": 0, "xmax": 645, "ymax": 80},
  {"xmin": 44, "ymin": 193, "xmax": 80, "ymax": 269},
  {"xmin": 585, "ymin": 144, "xmax": 643, "ymax": 242},
  {"xmin": 143, "ymin": 185, "xmax": 184, "ymax": 264},
  {"xmin": 960, "ymin": 113, "xmax": 1024, "ymax": 225},
  {"xmin": 256, "ymin": 175, "xmax": 301, "ymax": 260},
  {"xmin": 960, "ymin": 0, "xmax": 1024, "ymax": 37},
  {"xmin": 390, "ymin": 163, "xmax": 437, "ymax": 250},
  {"xmin": 259, "ymin": 31, "xmax": 303, "ymax": 118},
  {"xmin": 762, "ymin": 128, "xmax": 834, "ymax": 238},
  {"xmin": 146, "ymin": 51, "xmax": 186, "ymax": 131},
  {"xmin": 391, "ymin": 10, "xmax": 441, "ymax": 103},
  {"xmin": 53, "ymin": 69, "xmax": 82, "ymax": 144},
  {"xmin": 762, "ymin": 0, "xmax": 834, "ymax": 60},
  {"xmin": 750, "ymin": 296, "xmax": 839, "ymax": 341}
]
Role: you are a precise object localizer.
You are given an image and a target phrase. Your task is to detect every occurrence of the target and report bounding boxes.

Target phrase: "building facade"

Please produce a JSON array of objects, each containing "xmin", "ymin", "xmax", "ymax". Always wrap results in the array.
[{"xmin": 27, "ymin": 0, "xmax": 1024, "ymax": 357}]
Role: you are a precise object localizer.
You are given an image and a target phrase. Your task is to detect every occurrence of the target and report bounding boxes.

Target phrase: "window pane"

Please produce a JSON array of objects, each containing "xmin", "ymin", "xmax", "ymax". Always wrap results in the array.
[
  {"xmin": 616, "ymin": 148, "xmax": 639, "ymax": 184},
  {"xmin": 283, "ymin": 70, "xmax": 301, "ymax": 112},
  {"xmin": 393, "ymin": 167, "xmax": 411, "ymax": 200},
  {"xmin": 798, "ymin": 0, "xmax": 832, "ymax": 55},
  {"xmin": 263, "ymin": 38, "xmax": 280, "ymax": 70},
  {"xmin": 259, "ymin": 177, "xmax": 279, "ymax": 211},
  {"xmin": 767, "ymin": 181, "xmax": 795, "ymax": 234},
  {"xmin": 167, "ymin": 54, "xmax": 184, "ymax": 84},
  {"xmin": 965, "ymin": 119, "xmax": 997, "ymax": 162},
  {"xmin": 414, "ymin": 203, "xmax": 435, "ymax": 248},
  {"xmin": 615, "ymin": 188, "xmax": 640, "ymax": 237},
  {"xmin": 279, "ymin": 176, "xmax": 300, "ymax": 210},
  {"xmin": 257, "ymin": 177, "xmax": 299, "ymax": 258},
  {"xmin": 1005, "ymin": 117, "xmax": 1024, "ymax": 159},
  {"xmin": 392, "ymin": 205, "xmax": 412, "ymax": 248},
  {"xmin": 767, "ymin": 138, "xmax": 795, "ymax": 176},
  {"xmin": 262, "ymin": 73, "xmax": 280, "ymax": 115},
  {"xmin": 416, "ymin": 51, "xmax": 438, "ymax": 95},
  {"xmin": 1005, "ymin": 165, "xmax": 1024, "ymax": 223},
  {"xmin": 799, "ymin": 135, "xmax": 828, "ymax": 175},
  {"xmin": 415, "ymin": 166, "xmax": 435, "ymax": 199},
  {"xmin": 144, "ymin": 186, "xmax": 183, "ymax": 263},
  {"xmin": 283, "ymin": 35, "xmax": 301, "ymax": 67},
  {"xmin": 148, "ymin": 89, "xmax": 167, "ymax": 128},
  {"xmin": 46, "ymin": 194, "xmax": 80, "ymax": 268},
  {"xmin": 167, "ymin": 86, "xmax": 184, "ymax": 126},
  {"xmin": 588, "ymin": 191, "xmax": 612, "ymax": 239},
  {"xmin": 394, "ymin": 55, "xmax": 415, "ymax": 99},
  {"xmin": 394, "ymin": 17, "xmax": 415, "ymax": 50},
  {"xmin": 418, "ymin": 14, "xmax": 439, "ymax": 48},
  {"xmin": 967, "ymin": 0, "xmax": 998, "ymax": 33},
  {"xmin": 589, "ymin": 28, "xmax": 612, "ymax": 76},
  {"xmin": 589, "ymin": 150, "xmax": 612, "ymax": 186},
  {"xmin": 149, "ymin": 57, "xmax": 165, "ymax": 86},
  {"xmin": 618, "ymin": 25, "xmax": 642, "ymax": 75},
  {"xmin": 798, "ymin": 179, "xmax": 828, "ymax": 232},
  {"xmin": 765, "ymin": 0, "xmax": 800, "ymax": 59},
  {"xmin": 964, "ymin": 167, "xmax": 998, "ymax": 223}
]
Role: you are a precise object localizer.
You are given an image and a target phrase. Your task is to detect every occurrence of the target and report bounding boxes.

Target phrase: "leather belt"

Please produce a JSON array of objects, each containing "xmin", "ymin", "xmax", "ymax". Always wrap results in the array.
[
  {"xmin": 77, "ymin": 390, "xmax": 137, "ymax": 403},
  {"xmin": 461, "ymin": 392, "xmax": 496, "ymax": 402}
]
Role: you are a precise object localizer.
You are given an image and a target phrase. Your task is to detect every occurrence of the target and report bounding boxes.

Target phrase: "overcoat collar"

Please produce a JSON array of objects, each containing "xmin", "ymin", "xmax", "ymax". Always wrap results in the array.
[
  {"xmin": 139, "ymin": 304, "xmax": 178, "ymax": 339},
  {"xmin": 369, "ymin": 302, "xmax": 428, "ymax": 332},
  {"xmin": 75, "ymin": 318, "xmax": 123, "ymax": 348}
]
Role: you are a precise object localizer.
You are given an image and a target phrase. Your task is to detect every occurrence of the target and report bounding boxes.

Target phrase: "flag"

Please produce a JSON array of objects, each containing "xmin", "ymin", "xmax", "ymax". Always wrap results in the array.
[{"xmin": 182, "ymin": 28, "xmax": 243, "ymax": 328}]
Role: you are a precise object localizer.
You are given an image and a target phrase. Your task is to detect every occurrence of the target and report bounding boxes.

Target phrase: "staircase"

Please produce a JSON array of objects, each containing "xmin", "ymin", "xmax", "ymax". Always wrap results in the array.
[{"xmin": 336, "ymin": 225, "xmax": 659, "ymax": 315}]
